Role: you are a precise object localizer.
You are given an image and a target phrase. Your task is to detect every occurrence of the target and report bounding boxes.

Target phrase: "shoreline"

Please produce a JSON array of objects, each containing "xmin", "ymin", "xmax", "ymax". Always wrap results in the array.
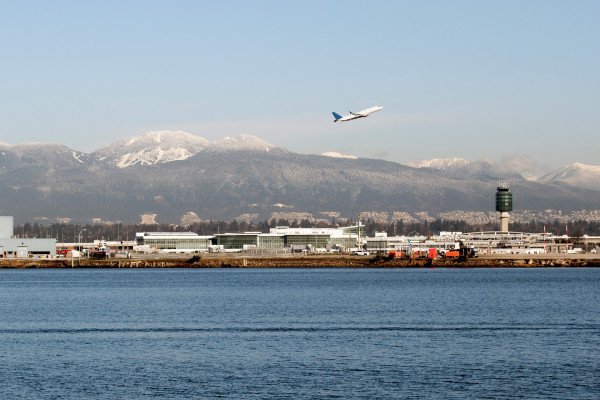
[{"xmin": 1, "ymin": 254, "xmax": 600, "ymax": 269}]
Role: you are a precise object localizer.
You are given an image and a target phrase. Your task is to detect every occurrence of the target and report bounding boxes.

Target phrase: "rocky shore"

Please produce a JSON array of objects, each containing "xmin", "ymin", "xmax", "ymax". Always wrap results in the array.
[{"xmin": 1, "ymin": 254, "xmax": 599, "ymax": 269}]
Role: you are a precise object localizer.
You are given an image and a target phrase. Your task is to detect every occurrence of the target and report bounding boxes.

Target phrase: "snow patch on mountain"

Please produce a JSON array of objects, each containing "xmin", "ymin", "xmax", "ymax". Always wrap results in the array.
[
  {"xmin": 407, "ymin": 158, "xmax": 470, "ymax": 169},
  {"xmin": 11, "ymin": 142, "xmax": 80, "ymax": 157},
  {"xmin": 72, "ymin": 151, "xmax": 85, "ymax": 164},
  {"xmin": 407, "ymin": 157, "xmax": 525, "ymax": 179},
  {"xmin": 322, "ymin": 152, "xmax": 357, "ymax": 159},
  {"xmin": 11, "ymin": 142, "xmax": 51, "ymax": 153},
  {"xmin": 205, "ymin": 134, "xmax": 278, "ymax": 153},
  {"xmin": 1, "ymin": 142, "xmax": 91, "ymax": 167},
  {"xmin": 115, "ymin": 147, "xmax": 198, "ymax": 168}
]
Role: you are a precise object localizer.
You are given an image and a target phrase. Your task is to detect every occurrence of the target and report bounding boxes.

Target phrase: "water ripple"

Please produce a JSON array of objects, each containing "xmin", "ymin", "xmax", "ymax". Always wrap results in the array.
[{"xmin": 1, "ymin": 324, "xmax": 598, "ymax": 335}]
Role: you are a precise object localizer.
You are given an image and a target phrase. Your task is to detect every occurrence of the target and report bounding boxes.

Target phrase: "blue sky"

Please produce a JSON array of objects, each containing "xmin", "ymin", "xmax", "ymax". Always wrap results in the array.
[{"xmin": 1, "ymin": 1, "xmax": 598, "ymax": 174}]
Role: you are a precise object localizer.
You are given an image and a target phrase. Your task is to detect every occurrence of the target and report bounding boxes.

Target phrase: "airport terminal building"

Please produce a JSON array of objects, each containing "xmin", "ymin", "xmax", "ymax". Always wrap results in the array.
[
  {"xmin": 134, "ymin": 225, "xmax": 597, "ymax": 255},
  {"xmin": 135, "ymin": 232, "xmax": 213, "ymax": 253},
  {"xmin": 135, "ymin": 226, "xmax": 364, "ymax": 253}
]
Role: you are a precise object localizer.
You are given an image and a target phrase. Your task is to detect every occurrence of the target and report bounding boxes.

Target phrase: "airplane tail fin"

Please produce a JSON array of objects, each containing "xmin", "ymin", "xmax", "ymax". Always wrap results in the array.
[{"xmin": 332, "ymin": 112, "xmax": 342, "ymax": 122}]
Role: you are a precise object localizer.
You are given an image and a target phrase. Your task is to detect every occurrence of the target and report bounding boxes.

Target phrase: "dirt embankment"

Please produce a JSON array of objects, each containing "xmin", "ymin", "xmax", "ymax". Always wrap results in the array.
[{"xmin": 1, "ymin": 255, "xmax": 600, "ymax": 269}]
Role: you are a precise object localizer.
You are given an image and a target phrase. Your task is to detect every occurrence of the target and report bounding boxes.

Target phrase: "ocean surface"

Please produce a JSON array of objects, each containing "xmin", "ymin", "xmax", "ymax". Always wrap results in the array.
[{"xmin": 0, "ymin": 268, "xmax": 598, "ymax": 399}]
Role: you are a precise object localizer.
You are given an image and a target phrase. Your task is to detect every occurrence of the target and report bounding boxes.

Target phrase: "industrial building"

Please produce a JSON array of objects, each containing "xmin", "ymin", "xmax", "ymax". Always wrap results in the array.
[{"xmin": 0, "ymin": 216, "xmax": 56, "ymax": 258}]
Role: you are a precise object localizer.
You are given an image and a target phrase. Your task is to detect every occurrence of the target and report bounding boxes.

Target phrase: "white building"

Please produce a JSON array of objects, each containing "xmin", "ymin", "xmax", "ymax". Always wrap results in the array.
[
  {"xmin": 0, "ymin": 216, "xmax": 56, "ymax": 258},
  {"xmin": 135, "ymin": 232, "xmax": 213, "ymax": 253}
]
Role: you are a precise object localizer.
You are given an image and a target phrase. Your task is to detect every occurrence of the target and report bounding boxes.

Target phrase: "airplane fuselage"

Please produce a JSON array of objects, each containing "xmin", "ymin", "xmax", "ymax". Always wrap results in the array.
[{"xmin": 333, "ymin": 106, "xmax": 383, "ymax": 122}]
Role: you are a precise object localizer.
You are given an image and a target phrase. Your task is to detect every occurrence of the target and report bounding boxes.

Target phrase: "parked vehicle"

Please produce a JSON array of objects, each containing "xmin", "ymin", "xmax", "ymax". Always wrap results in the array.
[
  {"xmin": 444, "ymin": 250, "xmax": 460, "ymax": 258},
  {"xmin": 56, "ymin": 249, "xmax": 71, "ymax": 257}
]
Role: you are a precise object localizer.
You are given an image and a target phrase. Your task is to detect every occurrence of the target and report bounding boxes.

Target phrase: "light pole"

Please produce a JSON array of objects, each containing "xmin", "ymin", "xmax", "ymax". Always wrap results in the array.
[{"xmin": 78, "ymin": 228, "xmax": 86, "ymax": 252}]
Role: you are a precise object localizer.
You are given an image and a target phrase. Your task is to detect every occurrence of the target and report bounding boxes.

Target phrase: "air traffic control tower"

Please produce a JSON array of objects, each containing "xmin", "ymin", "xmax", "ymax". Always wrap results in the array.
[{"xmin": 495, "ymin": 185, "xmax": 513, "ymax": 232}]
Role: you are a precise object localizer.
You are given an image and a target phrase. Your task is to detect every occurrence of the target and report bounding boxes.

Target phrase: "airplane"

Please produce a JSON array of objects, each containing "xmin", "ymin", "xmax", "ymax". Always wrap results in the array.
[{"xmin": 332, "ymin": 106, "xmax": 383, "ymax": 122}]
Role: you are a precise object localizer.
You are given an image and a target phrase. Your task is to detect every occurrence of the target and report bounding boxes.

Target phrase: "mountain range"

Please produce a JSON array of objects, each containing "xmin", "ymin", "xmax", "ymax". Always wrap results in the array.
[{"xmin": 0, "ymin": 131, "xmax": 599, "ymax": 225}]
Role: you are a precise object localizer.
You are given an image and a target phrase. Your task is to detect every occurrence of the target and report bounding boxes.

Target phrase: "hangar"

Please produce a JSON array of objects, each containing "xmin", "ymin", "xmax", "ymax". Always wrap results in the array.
[{"xmin": 0, "ymin": 216, "xmax": 56, "ymax": 258}]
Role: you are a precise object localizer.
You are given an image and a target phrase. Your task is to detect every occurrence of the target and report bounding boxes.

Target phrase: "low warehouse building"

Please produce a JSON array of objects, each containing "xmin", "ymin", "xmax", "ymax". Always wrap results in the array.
[
  {"xmin": 0, "ymin": 216, "xmax": 56, "ymax": 258},
  {"xmin": 0, "ymin": 238, "xmax": 57, "ymax": 258}
]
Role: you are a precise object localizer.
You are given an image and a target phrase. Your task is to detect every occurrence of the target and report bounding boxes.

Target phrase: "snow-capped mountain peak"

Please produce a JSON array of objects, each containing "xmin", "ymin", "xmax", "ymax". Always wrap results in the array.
[
  {"xmin": 540, "ymin": 162, "xmax": 600, "ymax": 191},
  {"xmin": 557, "ymin": 162, "xmax": 600, "ymax": 177},
  {"xmin": 91, "ymin": 132, "xmax": 284, "ymax": 168},
  {"xmin": 92, "ymin": 130, "xmax": 210, "ymax": 168}
]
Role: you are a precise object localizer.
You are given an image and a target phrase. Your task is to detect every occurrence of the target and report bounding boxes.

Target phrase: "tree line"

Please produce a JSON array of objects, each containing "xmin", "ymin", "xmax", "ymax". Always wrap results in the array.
[{"xmin": 13, "ymin": 219, "xmax": 600, "ymax": 242}]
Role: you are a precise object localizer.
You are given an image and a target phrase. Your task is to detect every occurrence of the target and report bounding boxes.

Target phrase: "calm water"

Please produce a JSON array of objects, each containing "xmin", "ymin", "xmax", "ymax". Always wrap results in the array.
[{"xmin": 0, "ymin": 268, "xmax": 598, "ymax": 399}]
